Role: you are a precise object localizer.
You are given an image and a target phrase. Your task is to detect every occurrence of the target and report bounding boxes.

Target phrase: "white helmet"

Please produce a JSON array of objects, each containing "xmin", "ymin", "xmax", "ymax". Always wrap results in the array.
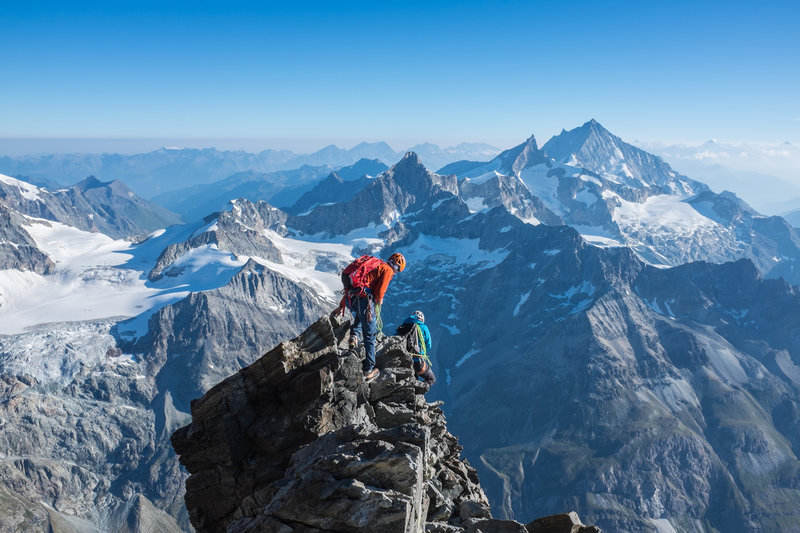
[{"xmin": 413, "ymin": 310, "xmax": 425, "ymax": 323}]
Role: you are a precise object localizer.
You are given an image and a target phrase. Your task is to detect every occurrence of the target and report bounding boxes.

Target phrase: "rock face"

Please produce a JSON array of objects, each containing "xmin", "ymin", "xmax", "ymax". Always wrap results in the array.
[
  {"xmin": 0, "ymin": 173, "xmax": 182, "ymax": 239},
  {"xmin": 172, "ymin": 314, "xmax": 599, "ymax": 533},
  {"xmin": 0, "ymin": 204, "xmax": 55, "ymax": 274},
  {"xmin": 289, "ymin": 152, "xmax": 460, "ymax": 237}
]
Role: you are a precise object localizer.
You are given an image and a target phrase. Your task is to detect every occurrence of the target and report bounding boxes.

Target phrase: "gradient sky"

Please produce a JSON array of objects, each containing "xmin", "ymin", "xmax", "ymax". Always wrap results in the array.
[{"xmin": 1, "ymin": 0, "xmax": 798, "ymax": 153}]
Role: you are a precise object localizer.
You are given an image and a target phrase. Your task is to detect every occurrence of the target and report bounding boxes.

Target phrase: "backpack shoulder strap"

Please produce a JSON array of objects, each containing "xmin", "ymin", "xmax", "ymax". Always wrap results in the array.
[{"xmin": 414, "ymin": 324, "xmax": 427, "ymax": 357}]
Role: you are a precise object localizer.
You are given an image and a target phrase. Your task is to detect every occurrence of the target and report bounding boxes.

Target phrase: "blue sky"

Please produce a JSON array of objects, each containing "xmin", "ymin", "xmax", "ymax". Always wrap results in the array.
[{"xmin": 1, "ymin": 0, "xmax": 798, "ymax": 153}]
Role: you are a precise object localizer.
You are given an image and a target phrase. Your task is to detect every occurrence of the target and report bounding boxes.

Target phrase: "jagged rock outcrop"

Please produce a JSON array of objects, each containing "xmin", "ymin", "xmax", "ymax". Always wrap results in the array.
[
  {"xmin": 171, "ymin": 314, "xmax": 598, "ymax": 533},
  {"xmin": 148, "ymin": 201, "xmax": 287, "ymax": 281},
  {"xmin": 289, "ymin": 152, "xmax": 459, "ymax": 236},
  {"xmin": 0, "ymin": 204, "xmax": 56, "ymax": 274}
]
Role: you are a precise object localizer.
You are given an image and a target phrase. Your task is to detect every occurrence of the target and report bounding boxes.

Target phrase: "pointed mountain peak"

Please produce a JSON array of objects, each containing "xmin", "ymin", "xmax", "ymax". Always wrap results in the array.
[
  {"xmin": 392, "ymin": 151, "xmax": 425, "ymax": 170},
  {"xmin": 337, "ymin": 159, "xmax": 389, "ymax": 181},
  {"xmin": 542, "ymin": 119, "xmax": 621, "ymax": 163},
  {"xmin": 523, "ymin": 134, "xmax": 539, "ymax": 149},
  {"xmin": 238, "ymin": 257, "xmax": 266, "ymax": 274},
  {"xmin": 327, "ymin": 171, "xmax": 344, "ymax": 184},
  {"xmin": 314, "ymin": 144, "xmax": 344, "ymax": 155},
  {"xmin": 491, "ymin": 135, "xmax": 546, "ymax": 174},
  {"xmin": 74, "ymin": 175, "xmax": 107, "ymax": 192},
  {"xmin": 581, "ymin": 118, "xmax": 613, "ymax": 137}
]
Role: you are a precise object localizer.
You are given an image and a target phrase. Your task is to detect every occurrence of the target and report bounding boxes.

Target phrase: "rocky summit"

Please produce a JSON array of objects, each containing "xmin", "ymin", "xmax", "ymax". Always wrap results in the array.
[{"xmin": 171, "ymin": 314, "xmax": 599, "ymax": 533}]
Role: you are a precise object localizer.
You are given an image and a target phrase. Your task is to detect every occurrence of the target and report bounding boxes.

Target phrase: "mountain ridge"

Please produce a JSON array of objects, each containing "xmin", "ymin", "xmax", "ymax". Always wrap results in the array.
[
  {"xmin": 0, "ymin": 172, "xmax": 182, "ymax": 239},
  {"xmin": 171, "ymin": 313, "xmax": 601, "ymax": 533},
  {"xmin": 0, "ymin": 142, "xmax": 501, "ymax": 198},
  {"xmin": 3, "ymin": 125, "xmax": 800, "ymax": 532}
]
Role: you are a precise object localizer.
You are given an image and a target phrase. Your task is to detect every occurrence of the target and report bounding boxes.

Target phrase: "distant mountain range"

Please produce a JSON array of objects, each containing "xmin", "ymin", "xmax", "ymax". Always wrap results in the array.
[
  {"xmin": 0, "ymin": 142, "xmax": 500, "ymax": 199},
  {"xmin": 783, "ymin": 208, "xmax": 800, "ymax": 228},
  {"xmin": 152, "ymin": 159, "xmax": 389, "ymax": 223},
  {"xmin": 0, "ymin": 173, "xmax": 181, "ymax": 239},
  {"xmin": 636, "ymin": 139, "xmax": 800, "ymax": 214},
  {"xmin": 2, "ymin": 121, "xmax": 800, "ymax": 532}
]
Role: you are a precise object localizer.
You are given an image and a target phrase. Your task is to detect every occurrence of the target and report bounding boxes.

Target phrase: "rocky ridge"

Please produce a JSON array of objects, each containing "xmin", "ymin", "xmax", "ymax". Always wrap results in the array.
[
  {"xmin": 171, "ymin": 314, "xmax": 599, "ymax": 533},
  {"xmin": 0, "ymin": 173, "xmax": 181, "ymax": 239},
  {"xmin": 0, "ymin": 204, "xmax": 55, "ymax": 274}
]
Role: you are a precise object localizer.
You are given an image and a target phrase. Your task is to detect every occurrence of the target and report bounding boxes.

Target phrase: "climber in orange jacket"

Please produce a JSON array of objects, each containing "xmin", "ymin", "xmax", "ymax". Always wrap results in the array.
[{"xmin": 340, "ymin": 252, "xmax": 406, "ymax": 382}]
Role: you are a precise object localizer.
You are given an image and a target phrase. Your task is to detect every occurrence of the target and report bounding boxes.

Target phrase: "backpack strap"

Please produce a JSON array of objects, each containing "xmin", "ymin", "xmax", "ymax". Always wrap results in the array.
[{"xmin": 414, "ymin": 324, "xmax": 427, "ymax": 357}]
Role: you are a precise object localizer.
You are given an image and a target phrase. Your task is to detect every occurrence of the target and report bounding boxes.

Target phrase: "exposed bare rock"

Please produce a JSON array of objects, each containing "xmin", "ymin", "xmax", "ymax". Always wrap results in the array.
[
  {"xmin": 172, "ymin": 314, "xmax": 597, "ymax": 532},
  {"xmin": 526, "ymin": 512, "xmax": 601, "ymax": 533},
  {"xmin": 0, "ymin": 204, "xmax": 55, "ymax": 275}
]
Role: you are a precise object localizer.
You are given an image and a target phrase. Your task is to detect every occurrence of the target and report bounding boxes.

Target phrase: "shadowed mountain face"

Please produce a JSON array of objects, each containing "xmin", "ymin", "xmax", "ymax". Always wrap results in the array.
[
  {"xmin": 0, "ymin": 173, "xmax": 182, "ymax": 239},
  {"xmin": 2, "ymin": 125, "xmax": 800, "ymax": 532},
  {"xmin": 420, "ymin": 226, "xmax": 800, "ymax": 531},
  {"xmin": 0, "ymin": 204, "xmax": 55, "ymax": 274}
]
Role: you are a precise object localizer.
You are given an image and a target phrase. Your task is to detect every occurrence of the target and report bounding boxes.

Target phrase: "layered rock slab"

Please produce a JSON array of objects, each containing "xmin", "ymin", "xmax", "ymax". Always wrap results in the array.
[{"xmin": 173, "ymin": 314, "xmax": 590, "ymax": 532}]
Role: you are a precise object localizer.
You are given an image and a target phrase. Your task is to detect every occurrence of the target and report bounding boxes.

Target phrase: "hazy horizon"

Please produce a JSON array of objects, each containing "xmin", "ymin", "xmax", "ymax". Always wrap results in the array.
[
  {"xmin": 1, "ymin": 133, "xmax": 796, "ymax": 158},
  {"xmin": 0, "ymin": 136, "xmax": 505, "ymax": 157}
]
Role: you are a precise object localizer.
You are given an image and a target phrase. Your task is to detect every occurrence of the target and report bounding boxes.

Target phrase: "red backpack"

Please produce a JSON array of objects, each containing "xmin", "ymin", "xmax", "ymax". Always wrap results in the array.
[{"xmin": 342, "ymin": 255, "xmax": 383, "ymax": 291}]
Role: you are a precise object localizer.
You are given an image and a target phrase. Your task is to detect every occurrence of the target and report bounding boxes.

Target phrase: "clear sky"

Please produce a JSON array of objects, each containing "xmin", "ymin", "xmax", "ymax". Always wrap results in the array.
[{"xmin": 1, "ymin": 0, "xmax": 798, "ymax": 153}]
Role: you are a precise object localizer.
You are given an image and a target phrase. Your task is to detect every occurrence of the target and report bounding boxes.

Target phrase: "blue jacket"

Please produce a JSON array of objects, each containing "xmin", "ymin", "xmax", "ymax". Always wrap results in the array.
[{"xmin": 402, "ymin": 315, "xmax": 431, "ymax": 354}]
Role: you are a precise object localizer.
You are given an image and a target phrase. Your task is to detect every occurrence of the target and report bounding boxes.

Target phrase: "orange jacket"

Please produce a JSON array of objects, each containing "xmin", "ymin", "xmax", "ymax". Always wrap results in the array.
[{"xmin": 364, "ymin": 261, "xmax": 395, "ymax": 304}]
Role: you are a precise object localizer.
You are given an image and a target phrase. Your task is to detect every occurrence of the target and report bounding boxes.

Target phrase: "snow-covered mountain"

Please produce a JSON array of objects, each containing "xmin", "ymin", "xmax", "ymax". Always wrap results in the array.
[
  {"xmin": 0, "ymin": 173, "xmax": 181, "ymax": 239},
  {"xmin": 451, "ymin": 120, "xmax": 800, "ymax": 285},
  {"xmin": 3, "ymin": 125, "xmax": 800, "ymax": 532},
  {"xmin": 0, "ymin": 203, "xmax": 347, "ymax": 529}
]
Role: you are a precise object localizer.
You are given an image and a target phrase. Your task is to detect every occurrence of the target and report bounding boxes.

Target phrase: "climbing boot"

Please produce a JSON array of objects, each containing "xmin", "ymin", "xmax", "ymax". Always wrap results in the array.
[{"xmin": 348, "ymin": 335, "xmax": 360, "ymax": 356}]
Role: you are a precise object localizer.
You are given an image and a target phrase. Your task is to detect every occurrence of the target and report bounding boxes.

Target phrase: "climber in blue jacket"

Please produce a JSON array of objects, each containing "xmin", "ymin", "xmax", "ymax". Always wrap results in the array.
[{"xmin": 395, "ymin": 310, "xmax": 436, "ymax": 386}]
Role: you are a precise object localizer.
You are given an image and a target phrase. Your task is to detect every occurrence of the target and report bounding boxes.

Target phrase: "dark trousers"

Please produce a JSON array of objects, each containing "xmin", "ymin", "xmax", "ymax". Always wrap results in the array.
[
  {"xmin": 349, "ymin": 295, "xmax": 377, "ymax": 372},
  {"xmin": 413, "ymin": 356, "xmax": 436, "ymax": 384}
]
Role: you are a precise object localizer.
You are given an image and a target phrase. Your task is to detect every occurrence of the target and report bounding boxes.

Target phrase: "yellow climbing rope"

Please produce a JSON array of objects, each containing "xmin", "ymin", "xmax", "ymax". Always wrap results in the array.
[{"xmin": 375, "ymin": 303, "xmax": 384, "ymax": 338}]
